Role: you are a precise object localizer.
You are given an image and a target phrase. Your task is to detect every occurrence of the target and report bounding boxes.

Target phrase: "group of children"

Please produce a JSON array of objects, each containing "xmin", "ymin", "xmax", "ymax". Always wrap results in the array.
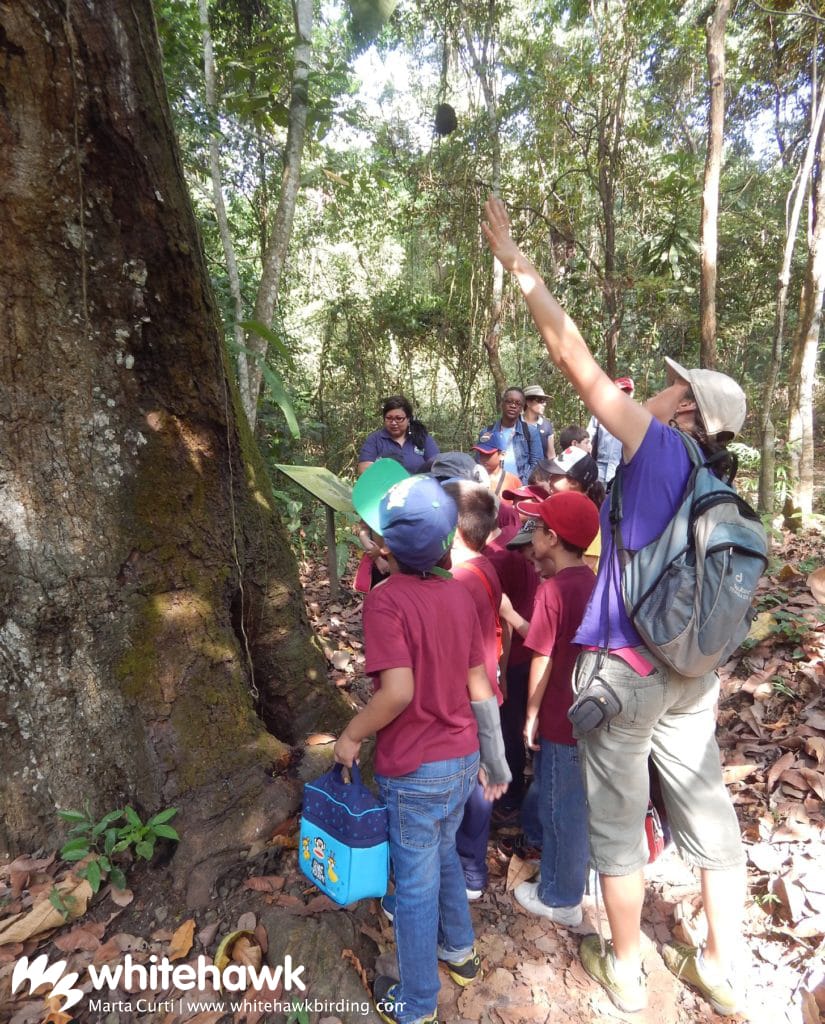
[{"xmin": 334, "ymin": 445, "xmax": 604, "ymax": 1024}]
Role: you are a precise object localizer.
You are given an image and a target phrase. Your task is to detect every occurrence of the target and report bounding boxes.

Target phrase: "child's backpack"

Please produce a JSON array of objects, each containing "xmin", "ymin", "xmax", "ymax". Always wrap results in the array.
[
  {"xmin": 299, "ymin": 763, "xmax": 389, "ymax": 905},
  {"xmin": 610, "ymin": 433, "xmax": 768, "ymax": 678}
]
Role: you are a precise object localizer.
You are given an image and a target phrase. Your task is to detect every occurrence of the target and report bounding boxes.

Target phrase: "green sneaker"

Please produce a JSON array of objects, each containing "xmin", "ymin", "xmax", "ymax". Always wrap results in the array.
[
  {"xmin": 373, "ymin": 975, "xmax": 438, "ymax": 1024},
  {"xmin": 662, "ymin": 942, "xmax": 741, "ymax": 1016},
  {"xmin": 580, "ymin": 935, "xmax": 646, "ymax": 1013},
  {"xmin": 439, "ymin": 948, "xmax": 481, "ymax": 986}
]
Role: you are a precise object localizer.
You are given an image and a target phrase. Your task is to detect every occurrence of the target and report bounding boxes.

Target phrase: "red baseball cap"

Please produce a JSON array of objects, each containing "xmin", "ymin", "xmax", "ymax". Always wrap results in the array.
[{"xmin": 517, "ymin": 492, "xmax": 600, "ymax": 550}]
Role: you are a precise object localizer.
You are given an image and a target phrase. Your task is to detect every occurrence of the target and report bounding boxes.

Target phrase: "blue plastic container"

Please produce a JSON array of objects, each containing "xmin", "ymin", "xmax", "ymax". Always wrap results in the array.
[{"xmin": 299, "ymin": 763, "xmax": 389, "ymax": 905}]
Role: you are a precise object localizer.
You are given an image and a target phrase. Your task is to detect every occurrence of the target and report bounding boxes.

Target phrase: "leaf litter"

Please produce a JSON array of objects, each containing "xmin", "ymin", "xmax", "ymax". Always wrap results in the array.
[{"xmin": 0, "ymin": 531, "xmax": 821, "ymax": 1023}]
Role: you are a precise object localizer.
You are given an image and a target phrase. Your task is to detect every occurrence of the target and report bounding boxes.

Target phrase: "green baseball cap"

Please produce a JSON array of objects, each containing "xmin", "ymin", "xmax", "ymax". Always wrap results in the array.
[{"xmin": 352, "ymin": 459, "xmax": 410, "ymax": 533}]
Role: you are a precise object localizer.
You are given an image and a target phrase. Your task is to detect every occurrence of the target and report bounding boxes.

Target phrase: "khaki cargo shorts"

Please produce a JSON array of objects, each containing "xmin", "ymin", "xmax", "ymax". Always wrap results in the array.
[{"xmin": 573, "ymin": 648, "xmax": 745, "ymax": 876}]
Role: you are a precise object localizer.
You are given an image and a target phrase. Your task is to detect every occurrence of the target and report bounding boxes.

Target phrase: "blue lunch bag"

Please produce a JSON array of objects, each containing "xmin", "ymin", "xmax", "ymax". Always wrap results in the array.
[{"xmin": 299, "ymin": 762, "xmax": 389, "ymax": 905}]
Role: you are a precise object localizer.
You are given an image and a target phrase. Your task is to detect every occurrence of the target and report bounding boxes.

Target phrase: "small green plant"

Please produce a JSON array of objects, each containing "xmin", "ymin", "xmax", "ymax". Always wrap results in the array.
[
  {"xmin": 47, "ymin": 885, "xmax": 78, "ymax": 921},
  {"xmin": 771, "ymin": 676, "xmax": 796, "ymax": 700},
  {"xmin": 58, "ymin": 805, "xmax": 180, "ymax": 893},
  {"xmin": 754, "ymin": 891, "xmax": 780, "ymax": 909}
]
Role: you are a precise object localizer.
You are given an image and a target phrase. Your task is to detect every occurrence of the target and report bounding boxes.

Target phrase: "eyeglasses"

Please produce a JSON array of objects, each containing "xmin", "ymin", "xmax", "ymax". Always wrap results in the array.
[
  {"xmin": 529, "ymin": 397, "xmax": 548, "ymax": 403},
  {"xmin": 384, "ymin": 415, "xmax": 408, "ymax": 423},
  {"xmin": 503, "ymin": 399, "xmax": 523, "ymax": 408}
]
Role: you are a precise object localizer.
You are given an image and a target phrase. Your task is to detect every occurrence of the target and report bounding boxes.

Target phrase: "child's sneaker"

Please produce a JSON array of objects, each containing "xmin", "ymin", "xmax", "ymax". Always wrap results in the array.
[
  {"xmin": 465, "ymin": 887, "xmax": 483, "ymax": 901},
  {"xmin": 514, "ymin": 881, "xmax": 582, "ymax": 926},
  {"xmin": 580, "ymin": 935, "xmax": 647, "ymax": 1013},
  {"xmin": 496, "ymin": 832, "xmax": 541, "ymax": 862},
  {"xmin": 373, "ymin": 975, "xmax": 438, "ymax": 1024},
  {"xmin": 661, "ymin": 942, "xmax": 741, "ymax": 1016},
  {"xmin": 437, "ymin": 948, "xmax": 481, "ymax": 986},
  {"xmin": 380, "ymin": 893, "xmax": 396, "ymax": 922}
]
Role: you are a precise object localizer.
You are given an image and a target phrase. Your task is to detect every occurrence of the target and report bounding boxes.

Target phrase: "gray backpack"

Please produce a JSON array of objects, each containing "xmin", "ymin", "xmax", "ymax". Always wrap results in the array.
[{"xmin": 610, "ymin": 434, "xmax": 768, "ymax": 677}]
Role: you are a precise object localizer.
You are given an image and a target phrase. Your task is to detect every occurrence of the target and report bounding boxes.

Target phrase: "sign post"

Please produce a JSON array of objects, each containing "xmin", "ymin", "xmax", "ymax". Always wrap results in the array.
[{"xmin": 273, "ymin": 465, "xmax": 354, "ymax": 598}]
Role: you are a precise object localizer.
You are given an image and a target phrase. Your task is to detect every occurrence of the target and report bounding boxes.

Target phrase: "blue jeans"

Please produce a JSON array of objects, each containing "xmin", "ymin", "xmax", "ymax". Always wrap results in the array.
[
  {"xmin": 536, "ymin": 740, "xmax": 589, "ymax": 907},
  {"xmin": 377, "ymin": 754, "xmax": 479, "ymax": 1023},
  {"xmin": 456, "ymin": 781, "xmax": 492, "ymax": 890}
]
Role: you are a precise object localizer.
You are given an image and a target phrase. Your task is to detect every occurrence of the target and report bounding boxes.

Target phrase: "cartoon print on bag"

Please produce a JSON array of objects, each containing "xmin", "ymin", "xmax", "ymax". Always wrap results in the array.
[
  {"xmin": 327, "ymin": 852, "xmax": 339, "ymax": 883},
  {"xmin": 302, "ymin": 836, "xmax": 311, "ymax": 860},
  {"xmin": 312, "ymin": 836, "xmax": 326, "ymax": 860}
]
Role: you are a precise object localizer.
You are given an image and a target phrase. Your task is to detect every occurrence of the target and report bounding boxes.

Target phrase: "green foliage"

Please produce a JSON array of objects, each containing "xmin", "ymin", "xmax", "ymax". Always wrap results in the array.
[{"xmin": 58, "ymin": 805, "xmax": 180, "ymax": 893}]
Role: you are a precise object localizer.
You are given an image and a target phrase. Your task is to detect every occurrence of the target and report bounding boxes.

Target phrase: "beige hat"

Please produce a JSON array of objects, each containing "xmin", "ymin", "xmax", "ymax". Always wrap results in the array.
[
  {"xmin": 664, "ymin": 357, "xmax": 746, "ymax": 439},
  {"xmin": 523, "ymin": 384, "xmax": 550, "ymax": 400}
]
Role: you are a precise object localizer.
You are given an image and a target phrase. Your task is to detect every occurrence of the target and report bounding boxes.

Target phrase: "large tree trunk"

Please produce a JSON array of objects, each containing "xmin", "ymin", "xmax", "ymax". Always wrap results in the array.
[
  {"xmin": 246, "ymin": 0, "xmax": 312, "ymax": 431},
  {"xmin": 758, "ymin": 83, "xmax": 825, "ymax": 512},
  {"xmin": 788, "ymin": 113, "xmax": 825, "ymax": 516},
  {"xmin": 0, "ymin": 0, "xmax": 344, "ymax": 906},
  {"xmin": 463, "ymin": 14, "xmax": 506, "ymax": 399},
  {"xmin": 699, "ymin": 0, "xmax": 731, "ymax": 370}
]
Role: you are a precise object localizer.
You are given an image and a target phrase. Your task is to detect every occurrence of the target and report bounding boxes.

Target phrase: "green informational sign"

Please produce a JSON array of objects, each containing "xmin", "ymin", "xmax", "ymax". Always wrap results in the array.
[{"xmin": 273, "ymin": 464, "xmax": 354, "ymax": 515}]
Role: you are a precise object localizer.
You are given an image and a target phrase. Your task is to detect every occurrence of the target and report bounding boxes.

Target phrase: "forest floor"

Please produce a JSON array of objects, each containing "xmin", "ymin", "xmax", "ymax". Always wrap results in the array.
[{"xmin": 1, "ymin": 527, "xmax": 823, "ymax": 1024}]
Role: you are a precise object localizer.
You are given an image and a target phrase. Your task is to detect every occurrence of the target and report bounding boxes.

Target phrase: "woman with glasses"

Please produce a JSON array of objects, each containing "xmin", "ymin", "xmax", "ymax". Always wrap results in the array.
[
  {"xmin": 356, "ymin": 397, "xmax": 441, "ymax": 587},
  {"xmin": 358, "ymin": 395, "xmax": 440, "ymax": 476}
]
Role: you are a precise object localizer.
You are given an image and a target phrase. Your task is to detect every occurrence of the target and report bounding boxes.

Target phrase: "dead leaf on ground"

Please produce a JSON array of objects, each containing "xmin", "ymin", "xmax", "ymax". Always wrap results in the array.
[
  {"xmin": 723, "ymin": 763, "xmax": 759, "ymax": 784},
  {"xmin": 230, "ymin": 935, "xmax": 262, "ymax": 970},
  {"xmin": 169, "ymin": 918, "xmax": 196, "ymax": 961},
  {"xmin": 807, "ymin": 567, "xmax": 825, "ymax": 604},
  {"xmin": 506, "ymin": 855, "xmax": 537, "ymax": 892},
  {"xmin": 0, "ymin": 876, "xmax": 92, "ymax": 946},
  {"xmin": 197, "ymin": 921, "xmax": 220, "ymax": 949},
  {"xmin": 243, "ymin": 876, "xmax": 285, "ymax": 894},
  {"xmin": 52, "ymin": 920, "xmax": 105, "ymax": 952},
  {"xmin": 804, "ymin": 737, "xmax": 825, "ymax": 766},
  {"xmin": 341, "ymin": 947, "xmax": 370, "ymax": 994},
  {"xmin": 236, "ymin": 911, "xmax": 257, "ymax": 932},
  {"xmin": 109, "ymin": 885, "xmax": 134, "ymax": 907},
  {"xmin": 766, "ymin": 751, "xmax": 796, "ymax": 793}
]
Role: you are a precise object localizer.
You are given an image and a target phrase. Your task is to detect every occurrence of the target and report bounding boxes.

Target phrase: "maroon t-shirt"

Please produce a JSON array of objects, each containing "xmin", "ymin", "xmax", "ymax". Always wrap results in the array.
[
  {"xmin": 484, "ymin": 544, "xmax": 540, "ymax": 667},
  {"xmin": 364, "ymin": 573, "xmax": 485, "ymax": 776},
  {"xmin": 452, "ymin": 555, "xmax": 504, "ymax": 704},
  {"xmin": 524, "ymin": 565, "xmax": 596, "ymax": 745}
]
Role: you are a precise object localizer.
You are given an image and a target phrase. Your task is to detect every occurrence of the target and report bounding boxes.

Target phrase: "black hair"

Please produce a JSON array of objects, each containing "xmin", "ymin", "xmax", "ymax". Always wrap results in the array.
[
  {"xmin": 558, "ymin": 424, "xmax": 589, "ymax": 449},
  {"xmin": 395, "ymin": 551, "xmax": 452, "ymax": 577},
  {"xmin": 671, "ymin": 391, "xmax": 738, "ymax": 483},
  {"xmin": 558, "ymin": 536, "xmax": 586, "ymax": 557},
  {"xmin": 529, "ymin": 459, "xmax": 554, "ymax": 484},
  {"xmin": 382, "ymin": 394, "xmax": 430, "ymax": 451},
  {"xmin": 501, "ymin": 386, "xmax": 525, "ymax": 403},
  {"xmin": 441, "ymin": 481, "xmax": 497, "ymax": 552}
]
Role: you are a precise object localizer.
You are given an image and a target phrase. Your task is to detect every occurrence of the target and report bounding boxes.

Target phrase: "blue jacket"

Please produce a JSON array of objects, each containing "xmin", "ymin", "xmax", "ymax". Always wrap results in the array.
[{"xmin": 478, "ymin": 418, "xmax": 542, "ymax": 484}]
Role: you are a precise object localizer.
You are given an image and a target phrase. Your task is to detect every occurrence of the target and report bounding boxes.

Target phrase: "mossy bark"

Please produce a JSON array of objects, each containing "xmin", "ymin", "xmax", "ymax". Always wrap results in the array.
[{"xmin": 0, "ymin": 0, "xmax": 347, "ymax": 899}]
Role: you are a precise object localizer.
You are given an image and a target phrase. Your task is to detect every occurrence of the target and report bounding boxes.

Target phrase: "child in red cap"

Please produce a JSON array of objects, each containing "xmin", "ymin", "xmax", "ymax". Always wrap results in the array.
[{"xmin": 504, "ymin": 491, "xmax": 600, "ymax": 925}]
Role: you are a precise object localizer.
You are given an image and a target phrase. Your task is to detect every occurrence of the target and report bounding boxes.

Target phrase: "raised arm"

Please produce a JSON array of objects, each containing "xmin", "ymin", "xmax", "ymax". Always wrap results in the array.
[{"xmin": 482, "ymin": 196, "xmax": 652, "ymax": 461}]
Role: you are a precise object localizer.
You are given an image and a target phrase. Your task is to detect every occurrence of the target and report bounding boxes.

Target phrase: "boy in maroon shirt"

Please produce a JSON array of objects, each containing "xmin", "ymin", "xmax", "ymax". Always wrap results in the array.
[
  {"xmin": 504, "ymin": 491, "xmax": 599, "ymax": 926},
  {"xmin": 443, "ymin": 481, "xmax": 505, "ymax": 899},
  {"xmin": 334, "ymin": 473, "xmax": 510, "ymax": 1024}
]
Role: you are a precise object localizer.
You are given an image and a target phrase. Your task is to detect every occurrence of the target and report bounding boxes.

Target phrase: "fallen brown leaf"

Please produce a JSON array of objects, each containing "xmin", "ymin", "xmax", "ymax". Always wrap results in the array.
[
  {"xmin": 243, "ymin": 876, "xmax": 285, "ymax": 894},
  {"xmin": 0, "ymin": 876, "xmax": 92, "ymax": 946},
  {"xmin": 506, "ymin": 855, "xmax": 537, "ymax": 892},
  {"xmin": 723, "ymin": 763, "xmax": 758, "ymax": 784},
  {"xmin": 169, "ymin": 918, "xmax": 196, "ymax": 961},
  {"xmin": 52, "ymin": 920, "xmax": 105, "ymax": 952},
  {"xmin": 231, "ymin": 935, "xmax": 262, "ymax": 970},
  {"xmin": 236, "ymin": 911, "xmax": 257, "ymax": 932},
  {"xmin": 767, "ymin": 751, "xmax": 796, "ymax": 792},
  {"xmin": 804, "ymin": 737, "xmax": 825, "ymax": 766},
  {"xmin": 109, "ymin": 885, "xmax": 134, "ymax": 907}
]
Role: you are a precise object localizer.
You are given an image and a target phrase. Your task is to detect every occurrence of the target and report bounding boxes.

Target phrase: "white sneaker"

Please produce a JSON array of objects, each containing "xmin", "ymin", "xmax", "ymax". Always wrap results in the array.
[
  {"xmin": 514, "ymin": 881, "xmax": 582, "ymax": 926},
  {"xmin": 466, "ymin": 887, "xmax": 483, "ymax": 901}
]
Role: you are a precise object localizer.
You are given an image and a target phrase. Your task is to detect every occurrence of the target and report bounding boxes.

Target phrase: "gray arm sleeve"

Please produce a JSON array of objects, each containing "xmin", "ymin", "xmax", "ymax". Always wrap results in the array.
[{"xmin": 471, "ymin": 696, "xmax": 512, "ymax": 786}]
